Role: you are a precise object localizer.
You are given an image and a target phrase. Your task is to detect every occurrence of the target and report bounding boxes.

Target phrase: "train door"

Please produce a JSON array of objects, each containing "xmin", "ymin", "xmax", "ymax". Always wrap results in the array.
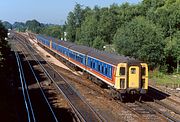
[
  {"xmin": 115, "ymin": 63, "xmax": 127, "ymax": 90},
  {"xmin": 128, "ymin": 66, "xmax": 139, "ymax": 88}
]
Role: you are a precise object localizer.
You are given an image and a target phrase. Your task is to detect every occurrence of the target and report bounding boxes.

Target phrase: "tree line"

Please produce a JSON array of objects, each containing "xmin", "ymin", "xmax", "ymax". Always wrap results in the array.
[
  {"xmin": 65, "ymin": 0, "xmax": 180, "ymax": 73},
  {"xmin": 2, "ymin": 20, "xmax": 65, "ymax": 39},
  {"xmin": 0, "ymin": 21, "xmax": 9, "ymax": 64},
  {"xmin": 2, "ymin": 0, "xmax": 179, "ymax": 73},
  {"xmin": 0, "ymin": 21, "xmax": 11, "ymax": 78}
]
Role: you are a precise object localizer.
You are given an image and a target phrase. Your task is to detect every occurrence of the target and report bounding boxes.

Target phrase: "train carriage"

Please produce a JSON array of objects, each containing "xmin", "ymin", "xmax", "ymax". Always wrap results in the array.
[{"xmin": 36, "ymin": 35, "xmax": 148, "ymax": 99}]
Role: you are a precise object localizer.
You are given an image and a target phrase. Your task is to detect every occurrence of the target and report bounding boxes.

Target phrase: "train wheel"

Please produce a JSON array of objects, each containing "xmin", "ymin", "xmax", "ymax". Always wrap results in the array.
[
  {"xmin": 119, "ymin": 94, "xmax": 127, "ymax": 102},
  {"xmin": 111, "ymin": 90, "xmax": 125, "ymax": 102}
]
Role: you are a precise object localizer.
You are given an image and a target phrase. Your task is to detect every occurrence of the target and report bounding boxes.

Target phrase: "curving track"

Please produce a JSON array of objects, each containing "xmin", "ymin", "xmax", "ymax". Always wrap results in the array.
[
  {"xmin": 14, "ymin": 49, "xmax": 36, "ymax": 122},
  {"xmin": 11, "ymin": 35, "xmax": 59, "ymax": 122},
  {"xmin": 13, "ymin": 32, "xmax": 106, "ymax": 122}
]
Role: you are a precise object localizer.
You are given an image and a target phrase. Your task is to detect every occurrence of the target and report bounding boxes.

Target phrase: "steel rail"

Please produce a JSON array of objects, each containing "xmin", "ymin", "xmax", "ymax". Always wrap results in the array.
[
  {"xmin": 143, "ymin": 101, "xmax": 180, "ymax": 122},
  {"xmin": 16, "ymin": 39, "xmax": 59, "ymax": 122},
  {"xmin": 14, "ymin": 49, "xmax": 36, "ymax": 122},
  {"xmin": 32, "ymin": 48, "xmax": 105, "ymax": 122},
  {"xmin": 149, "ymin": 86, "xmax": 180, "ymax": 106},
  {"xmin": 17, "ymin": 32, "xmax": 106, "ymax": 122}
]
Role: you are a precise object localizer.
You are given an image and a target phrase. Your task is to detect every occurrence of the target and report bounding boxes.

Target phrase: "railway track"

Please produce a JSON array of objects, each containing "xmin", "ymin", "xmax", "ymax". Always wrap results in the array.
[
  {"xmin": 14, "ymin": 49, "xmax": 36, "ymax": 122},
  {"xmin": 47, "ymin": 60, "xmax": 180, "ymax": 122},
  {"xmin": 48, "ymin": 64, "xmax": 179, "ymax": 121},
  {"xmin": 142, "ymin": 100, "xmax": 180, "ymax": 122},
  {"xmin": 119, "ymin": 101, "xmax": 159, "ymax": 121},
  {"xmin": 12, "ymin": 39, "xmax": 59, "ymax": 122},
  {"xmin": 77, "ymin": 77, "xmax": 180, "ymax": 122},
  {"xmin": 143, "ymin": 87, "xmax": 180, "ymax": 122},
  {"xmin": 17, "ymin": 44, "xmax": 59, "ymax": 122},
  {"xmin": 14, "ymin": 33, "xmax": 106, "ymax": 122},
  {"xmin": 40, "ymin": 63, "xmax": 168, "ymax": 122},
  {"xmin": 148, "ymin": 86, "xmax": 180, "ymax": 106},
  {"xmin": 69, "ymin": 73, "xmax": 180, "ymax": 122}
]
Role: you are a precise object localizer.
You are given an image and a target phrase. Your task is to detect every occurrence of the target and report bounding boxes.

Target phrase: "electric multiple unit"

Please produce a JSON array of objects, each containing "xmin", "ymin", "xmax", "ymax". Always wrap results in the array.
[{"xmin": 36, "ymin": 35, "xmax": 148, "ymax": 95}]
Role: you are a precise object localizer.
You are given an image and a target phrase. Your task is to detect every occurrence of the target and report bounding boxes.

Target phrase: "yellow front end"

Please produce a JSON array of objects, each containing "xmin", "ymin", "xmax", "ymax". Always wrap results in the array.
[{"xmin": 115, "ymin": 63, "xmax": 148, "ymax": 94}]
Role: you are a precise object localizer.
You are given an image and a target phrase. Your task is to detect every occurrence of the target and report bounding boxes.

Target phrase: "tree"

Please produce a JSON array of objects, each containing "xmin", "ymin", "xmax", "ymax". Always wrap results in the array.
[
  {"xmin": 97, "ymin": 6, "xmax": 119, "ymax": 44},
  {"xmin": 77, "ymin": 13, "xmax": 98, "ymax": 46},
  {"xmin": 153, "ymin": 0, "xmax": 180, "ymax": 37},
  {"xmin": 164, "ymin": 31, "xmax": 180, "ymax": 73},
  {"xmin": 74, "ymin": 3, "xmax": 84, "ymax": 28},
  {"xmin": 113, "ymin": 16, "xmax": 165, "ymax": 68},
  {"xmin": 0, "ymin": 21, "xmax": 10, "ymax": 65},
  {"xmin": 0, "ymin": 22, "xmax": 7, "ymax": 40},
  {"xmin": 92, "ymin": 36, "xmax": 105, "ymax": 50},
  {"xmin": 41, "ymin": 26, "xmax": 62, "ymax": 39},
  {"xmin": 2, "ymin": 21, "xmax": 12, "ymax": 30},
  {"xmin": 66, "ymin": 3, "xmax": 86, "ymax": 42},
  {"xmin": 64, "ymin": 1, "xmax": 179, "ymax": 72},
  {"xmin": 66, "ymin": 12, "xmax": 76, "ymax": 42},
  {"xmin": 26, "ymin": 19, "xmax": 43, "ymax": 33},
  {"xmin": 117, "ymin": 3, "xmax": 142, "ymax": 26},
  {"xmin": 12, "ymin": 22, "xmax": 26, "ymax": 32}
]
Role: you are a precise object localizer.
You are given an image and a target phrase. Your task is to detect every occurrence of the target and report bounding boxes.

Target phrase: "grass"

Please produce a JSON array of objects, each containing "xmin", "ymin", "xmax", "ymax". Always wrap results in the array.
[{"xmin": 149, "ymin": 70, "xmax": 180, "ymax": 87}]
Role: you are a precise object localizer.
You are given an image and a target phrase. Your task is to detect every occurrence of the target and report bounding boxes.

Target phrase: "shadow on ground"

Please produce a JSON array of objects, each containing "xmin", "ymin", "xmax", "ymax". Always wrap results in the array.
[{"xmin": 0, "ymin": 49, "xmax": 76, "ymax": 122}]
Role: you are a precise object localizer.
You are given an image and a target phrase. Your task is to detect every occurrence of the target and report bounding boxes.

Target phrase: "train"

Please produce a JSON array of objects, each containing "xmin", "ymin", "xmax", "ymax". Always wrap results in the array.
[{"xmin": 34, "ymin": 34, "xmax": 148, "ymax": 100}]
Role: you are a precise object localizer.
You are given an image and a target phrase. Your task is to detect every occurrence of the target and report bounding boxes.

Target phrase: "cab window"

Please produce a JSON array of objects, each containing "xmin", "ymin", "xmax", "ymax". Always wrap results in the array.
[
  {"xmin": 142, "ymin": 67, "xmax": 146, "ymax": 76},
  {"xmin": 120, "ymin": 67, "xmax": 125, "ymax": 76},
  {"xmin": 131, "ymin": 68, "xmax": 136, "ymax": 74}
]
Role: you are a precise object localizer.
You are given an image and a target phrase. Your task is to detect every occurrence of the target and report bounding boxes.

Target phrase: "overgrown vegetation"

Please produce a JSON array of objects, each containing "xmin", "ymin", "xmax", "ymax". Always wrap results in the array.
[
  {"xmin": 149, "ymin": 69, "xmax": 180, "ymax": 86},
  {"xmin": 3, "ymin": 0, "xmax": 179, "ymax": 74},
  {"xmin": 65, "ymin": 0, "xmax": 180, "ymax": 73},
  {"xmin": 0, "ymin": 21, "xmax": 10, "ymax": 69},
  {"xmin": 0, "ymin": 21, "xmax": 20, "ymax": 121}
]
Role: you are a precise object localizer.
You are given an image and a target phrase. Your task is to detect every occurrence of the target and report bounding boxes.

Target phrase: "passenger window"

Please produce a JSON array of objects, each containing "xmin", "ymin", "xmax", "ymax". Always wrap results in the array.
[
  {"xmin": 131, "ymin": 68, "xmax": 136, "ymax": 74},
  {"xmin": 90, "ymin": 61, "xmax": 93, "ymax": 68},
  {"xmin": 120, "ymin": 67, "xmax": 125, "ymax": 75},
  {"xmin": 142, "ymin": 67, "xmax": 146, "ymax": 76},
  {"xmin": 102, "ymin": 66, "xmax": 104, "ymax": 73},
  {"xmin": 88, "ymin": 58, "xmax": 91, "ymax": 67},
  {"xmin": 105, "ymin": 68, "xmax": 108, "ymax": 75},
  {"xmin": 93, "ymin": 62, "xmax": 95, "ymax": 68},
  {"xmin": 98, "ymin": 64, "xmax": 100, "ymax": 71}
]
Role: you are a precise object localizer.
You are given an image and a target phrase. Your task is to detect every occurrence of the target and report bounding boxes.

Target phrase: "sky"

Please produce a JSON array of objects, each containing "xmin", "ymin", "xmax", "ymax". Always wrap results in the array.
[{"xmin": 0, "ymin": 0, "xmax": 141, "ymax": 25}]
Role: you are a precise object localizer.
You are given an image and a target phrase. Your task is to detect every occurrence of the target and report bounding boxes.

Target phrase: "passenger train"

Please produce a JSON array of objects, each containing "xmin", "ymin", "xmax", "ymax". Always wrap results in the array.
[{"xmin": 35, "ymin": 34, "xmax": 148, "ymax": 100}]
